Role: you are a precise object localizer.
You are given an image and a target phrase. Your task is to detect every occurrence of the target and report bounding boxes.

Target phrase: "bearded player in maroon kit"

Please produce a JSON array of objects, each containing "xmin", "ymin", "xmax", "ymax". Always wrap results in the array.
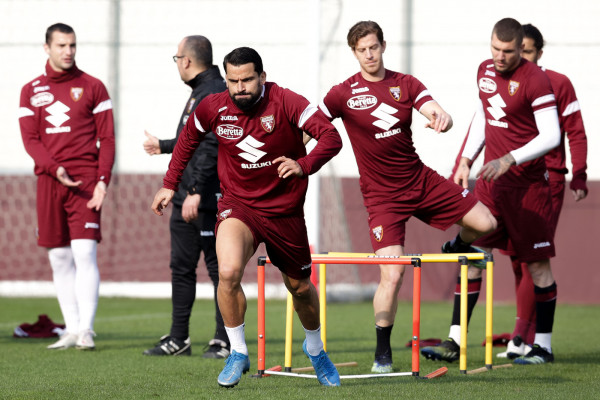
[
  {"xmin": 319, "ymin": 21, "xmax": 497, "ymax": 374},
  {"xmin": 18, "ymin": 23, "xmax": 115, "ymax": 351},
  {"xmin": 152, "ymin": 47, "xmax": 342, "ymax": 388},
  {"xmin": 421, "ymin": 18, "xmax": 561, "ymax": 365}
]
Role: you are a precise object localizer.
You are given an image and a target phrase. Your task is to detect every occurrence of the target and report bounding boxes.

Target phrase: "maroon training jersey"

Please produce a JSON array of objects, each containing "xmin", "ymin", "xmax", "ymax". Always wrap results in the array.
[
  {"xmin": 19, "ymin": 61, "xmax": 115, "ymax": 184},
  {"xmin": 320, "ymin": 70, "xmax": 433, "ymax": 205},
  {"xmin": 543, "ymin": 68, "xmax": 587, "ymax": 189},
  {"xmin": 163, "ymin": 82, "xmax": 342, "ymax": 217},
  {"xmin": 476, "ymin": 58, "xmax": 556, "ymax": 186}
]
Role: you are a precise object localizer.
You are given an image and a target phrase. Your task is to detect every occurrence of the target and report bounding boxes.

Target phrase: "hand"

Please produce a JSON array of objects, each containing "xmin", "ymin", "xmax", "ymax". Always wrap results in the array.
[
  {"xmin": 151, "ymin": 188, "xmax": 175, "ymax": 216},
  {"xmin": 572, "ymin": 189, "xmax": 587, "ymax": 202},
  {"xmin": 273, "ymin": 156, "xmax": 304, "ymax": 178},
  {"xmin": 86, "ymin": 181, "xmax": 107, "ymax": 211},
  {"xmin": 182, "ymin": 194, "xmax": 200, "ymax": 222},
  {"xmin": 424, "ymin": 110, "xmax": 453, "ymax": 133},
  {"xmin": 56, "ymin": 166, "xmax": 83, "ymax": 187},
  {"xmin": 477, "ymin": 153, "xmax": 515, "ymax": 182},
  {"xmin": 454, "ymin": 158, "xmax": 472, "ymax": 189},
  {"xmin": 143, "ymin": 130, "xmax": 161, "ymax": 155}
]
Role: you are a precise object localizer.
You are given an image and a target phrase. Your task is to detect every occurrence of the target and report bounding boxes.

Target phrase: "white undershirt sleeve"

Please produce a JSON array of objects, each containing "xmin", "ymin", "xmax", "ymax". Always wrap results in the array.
[
  {"xmin": 510, "ymin": 107, "xmax": 561, "ymax": 165},
  {"xmin": 461, "ymin": 100, "xmax": 486, "ymax": 161}
]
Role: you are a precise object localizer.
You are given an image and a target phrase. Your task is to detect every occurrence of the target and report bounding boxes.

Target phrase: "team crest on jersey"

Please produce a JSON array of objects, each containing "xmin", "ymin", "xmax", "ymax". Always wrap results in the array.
[
  {"xmin": 187, "ymin": 98, "xmax": 196, "ymax": 114},
  {"xmin": 508, "ymin": 80, "xmax": 520, "ymax": 96},
  {"xmin": 372, "ymin": 225, "xmax": 383, "ymax": 242},
  {"xmin": 70, "ymin": 87, "xmax": 83, "ymax": 102},
  {"xmin": 389, "ymin": 86, "xmax": 402, "ymax": 102},
  {"xmin": 260, "ymin": 115, "xmax": 275, "ymax": 133},
  {"xmin": 219, "ymin": 209, "xmax": 232, "ymax": 220}
]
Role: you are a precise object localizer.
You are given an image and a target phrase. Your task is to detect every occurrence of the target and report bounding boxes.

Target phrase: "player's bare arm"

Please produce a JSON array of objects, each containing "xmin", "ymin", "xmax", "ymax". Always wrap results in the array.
[
  {"xmin": 151, "ymin": 188, "xmax": 175, "ymax": 216},
  {"xmin": 143, "ymin": 130, "xmax": 161, "ymax": 155},
  {"xmin": 454, "ymin": 157, "xmax": 472, "ymax": 189},
  {"xmin": 182, "ymin": 193, "xmax": 200, "ymax": 222},
  {"xmin": 477, "ymin": 153, "xmax": 516, "ymax": 182},
  {"xmin": 273, "ymin": 156, "xmax": 304, "ymax": 179},
  {"xmin": 56, "ymin": 165, "xmax": 82, "ymax": 187},
  {"xmin": 420, "ymin": 101, "xmax": 453, "ymax": 133},
  {"xmin": 86, "ymin": 181, "xmax": 107, "ymax": 211}
]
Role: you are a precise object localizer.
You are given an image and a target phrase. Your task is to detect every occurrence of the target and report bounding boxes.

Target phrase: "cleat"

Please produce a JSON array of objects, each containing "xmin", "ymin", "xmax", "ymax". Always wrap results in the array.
[
  {"xmin": 76, "ymin": 330, "xmax": 96, "ymax": 350},
  {"xmin": 217, "ymin": 350, "xmax": 250, "ymax": 388},
  {"xmin": 442, "ymin": 241, "xmax": 487, "ymax": 269},
  {"xmin": 47, "ymin": 332, "xmax": 78, "ymax": 350},
  {"xmin": 421, "ymin": 338, "xmax": 460, "ymax": 362},
  {"xmin": 203, "ymin": 339, "xmax": 230, "ymax": 359},
  {"xmin": 497, "ymin": 335, "xmax": 532, "ymax": 359},
  {"xmin": 143, "ymin": 334, "xmax": 191, "ymax": 356},
  {"xmin": 513, "ymin": 344, "xmax": 554, "ymax": 365},
  {"xmin": 371, "ymin": 360, "xmax": 393, "ymax": 373},
  {"xmin": 302, "ymin": 340, "xmax": 340, "ymax": 386}
]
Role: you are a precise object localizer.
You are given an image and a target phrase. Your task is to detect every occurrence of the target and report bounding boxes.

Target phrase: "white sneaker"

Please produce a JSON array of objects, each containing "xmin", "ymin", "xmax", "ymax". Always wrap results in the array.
[
  {"xmin": 47, "ymin": 333, "xmax": 78, "ymax": 350},
  {"xmin": 496, "ymin": 336, "xmax": 531, "ymax": 359},
  {"xmin": 76, "ymin": 330, "xmax": 96, "ymax": 350}
]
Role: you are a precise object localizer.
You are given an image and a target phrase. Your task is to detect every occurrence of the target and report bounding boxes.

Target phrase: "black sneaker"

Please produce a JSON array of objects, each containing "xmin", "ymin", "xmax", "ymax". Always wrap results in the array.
[
  {"xmin": 421, "ymin": 338, "xmax": 460, "ymax": 362},
  {"xmin": 143, "ymin": 334, "xmax": 191, "ymax": 356},
  {"xmin": 442, "ymin": 241, "xmax": 487, "ymax": 269},
  {"xmin": 513, "ymin": 344, "xmax": 554, "ymax": 365},
  {"xmin": 202, "ymin": 339, "xmax": 230, "ymax": 359}
]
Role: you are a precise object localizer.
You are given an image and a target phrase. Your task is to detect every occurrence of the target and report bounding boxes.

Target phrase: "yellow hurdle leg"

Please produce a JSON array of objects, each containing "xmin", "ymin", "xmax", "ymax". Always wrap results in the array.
[
  {"xmin": 460, "ymin": 260, "xmax": 468, "ymax": 374},
  {"xmin": 320, "ymin": 263, "xmax": 327, "ymax": 351},
  {"xmin": 485, "ymin": 257, "xmax": 494, "ymax": 369},
  {"xmin": 284, "ymin": 292, "xmax": 294, "ymax": 371}
]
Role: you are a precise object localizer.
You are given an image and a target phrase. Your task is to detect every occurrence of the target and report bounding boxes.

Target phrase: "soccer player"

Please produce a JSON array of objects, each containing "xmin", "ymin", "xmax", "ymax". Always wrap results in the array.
[
  {"xmin": 18, "ymin": 23, "xmax": 115, "ymax": 350},
  {"xmin": 143, "ymin": 36, "xmax": 230, "ymax": 358},
  {"xmin": 494, "ymin": 23, "xmax": 588, "ymax": 359},
  {"xmin": 421, "ymin": 18, "xmax": 561, "ymax": 365},
  {"xmin": 319, "ymin": 20, "xmax": 497, "ymax": 373},
  {"xmin": 151, "ymin": 47, "xmax": 342, "ymax": 387}
]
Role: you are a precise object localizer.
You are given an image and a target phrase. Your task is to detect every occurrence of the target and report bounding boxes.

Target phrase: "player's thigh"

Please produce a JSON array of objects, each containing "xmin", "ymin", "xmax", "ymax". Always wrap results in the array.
[
  {"xmin": 36, "ymin": 175, "xmax": 70, "ymax": 247},
  {"xmin": 263, "ymin": 215, "xmax": 312, "ymax": 280},
  {"xmin": 215, "ymin": 217, "xmax": 255, "ymax": 282},
  {"xmin": 65, "ymin": 177, "xmax": 102, "ymax": 242},
  {"xmin": 375, "ymin": 245, "xmax": 406, "ymax": 282}
]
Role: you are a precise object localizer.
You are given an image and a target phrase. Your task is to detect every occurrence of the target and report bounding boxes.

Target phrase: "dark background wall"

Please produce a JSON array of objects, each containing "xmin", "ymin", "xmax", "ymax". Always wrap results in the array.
[{"xmin": 1, "ymin": 175, "xmax": 598, "ymax": 304}]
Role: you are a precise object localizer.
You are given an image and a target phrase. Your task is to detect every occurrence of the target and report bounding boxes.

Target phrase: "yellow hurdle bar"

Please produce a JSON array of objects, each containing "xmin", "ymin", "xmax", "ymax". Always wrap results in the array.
[{"xmin": 324, "ymin": 252, "xmax": 485, "ymax": 263}]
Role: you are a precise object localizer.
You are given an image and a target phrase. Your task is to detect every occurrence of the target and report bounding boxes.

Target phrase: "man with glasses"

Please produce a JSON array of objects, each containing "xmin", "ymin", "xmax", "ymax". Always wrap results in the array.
[{"xmin": 143, "ymin": 35, "xmax": 229, "ymax": 359}]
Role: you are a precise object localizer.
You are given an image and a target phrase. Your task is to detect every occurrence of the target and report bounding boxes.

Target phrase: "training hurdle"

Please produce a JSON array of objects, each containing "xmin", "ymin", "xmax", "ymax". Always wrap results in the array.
[
  {"xmin": 326, "ymin": 252, "xmax": 499, "ymax": 374},
  {"xmin": 255, "ymin": 254, "xmax": 492, "ymax": 380}
]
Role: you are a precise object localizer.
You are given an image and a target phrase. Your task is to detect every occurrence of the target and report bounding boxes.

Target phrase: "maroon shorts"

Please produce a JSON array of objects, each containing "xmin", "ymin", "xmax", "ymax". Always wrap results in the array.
[
  {"xmin": 501, "ymin": 176, "xmax": 565, "ymax": 257},
  {"xmin": 215, "ymin": 196, "xmax": 312, "ymax": 280},
  {"xmin": 474, "ymin": 179, "xmax": 555, "ymax": 262},
  {"xmin": 36, "ymin": 174, "xmax": 102, "ymax": 248},
  {"xmin": 366, "ymin": 167, "xmax": 478, "ymax": 251}
]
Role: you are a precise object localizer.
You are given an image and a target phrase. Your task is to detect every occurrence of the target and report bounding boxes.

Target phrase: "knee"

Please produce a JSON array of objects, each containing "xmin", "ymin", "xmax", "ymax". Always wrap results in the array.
[
  {"xmin": 381, "ymin": 266, "xmax": 405, "ymax": 288},
  {"xmin": 287, "ymin": 279, "xmax": 312, "ymax": 300},
  {"xmin": 218, "ymin": 264, "xmax": 243, "ymax": 287}
]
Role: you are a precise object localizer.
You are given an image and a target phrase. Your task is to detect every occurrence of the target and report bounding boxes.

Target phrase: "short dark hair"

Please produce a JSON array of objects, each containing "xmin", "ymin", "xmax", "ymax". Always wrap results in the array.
[
  {"xmin": 183, "ymin": 35, "xmax": 213, "ymax": 67},
  {"xmin": 46, "ymin": 23, "xmax": 75, "ymax": 45},
  {"xmin": 223, "ymin": 47, "xmax": 263, "ymax": 75},
  {"xmin": 347, "ymin": 21, "xmax": 384, "ymax": 50},
  {"xmin": 492, "ymin": 18, "xmax": 523, "ymax": 46},
  {"xmin": 523, "ymin": 23, "xmax": 545, "ymax": 51}
]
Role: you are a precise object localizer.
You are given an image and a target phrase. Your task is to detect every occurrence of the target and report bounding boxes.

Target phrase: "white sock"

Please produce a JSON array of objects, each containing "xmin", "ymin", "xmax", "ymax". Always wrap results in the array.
[
  {"xmin": 48, "ymin": 247, "xmax": 79, "ymax": 334},
  {"xmin": 303, "ymin": 326, "xmax": 323, "ymax": 356},
  {"xmin": 225, "ymin": 324, "xmax": 248, "ymax": 355},
  {"xmin": 534, "ymin": 333, "xmax": 552, "ymax": 353},
  {"xmin": 449, "ymin": 325, "xmax": 461, "ymax": 345},
  {"xmin": 71, "ymin": 239, "xmax": 99, "ymax": 332}
]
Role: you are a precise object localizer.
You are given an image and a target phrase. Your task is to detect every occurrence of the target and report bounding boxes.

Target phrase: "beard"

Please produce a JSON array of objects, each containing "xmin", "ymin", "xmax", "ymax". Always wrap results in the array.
[{"xmin": 231, "ymin": 91, "xmax": 261, "ymax": 111}]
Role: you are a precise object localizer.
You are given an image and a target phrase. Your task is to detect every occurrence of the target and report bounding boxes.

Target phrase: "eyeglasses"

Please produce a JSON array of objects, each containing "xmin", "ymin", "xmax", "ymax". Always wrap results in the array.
[{"xmin": 173, "ymin": 55, "xmax": 185, "ymax": 63}]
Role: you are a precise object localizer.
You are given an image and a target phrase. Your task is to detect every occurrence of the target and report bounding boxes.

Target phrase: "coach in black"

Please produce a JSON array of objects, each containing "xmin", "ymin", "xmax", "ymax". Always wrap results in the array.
[{"xmin": 143, "ymin": 35, "xmax": 229, "ymax": 358}]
